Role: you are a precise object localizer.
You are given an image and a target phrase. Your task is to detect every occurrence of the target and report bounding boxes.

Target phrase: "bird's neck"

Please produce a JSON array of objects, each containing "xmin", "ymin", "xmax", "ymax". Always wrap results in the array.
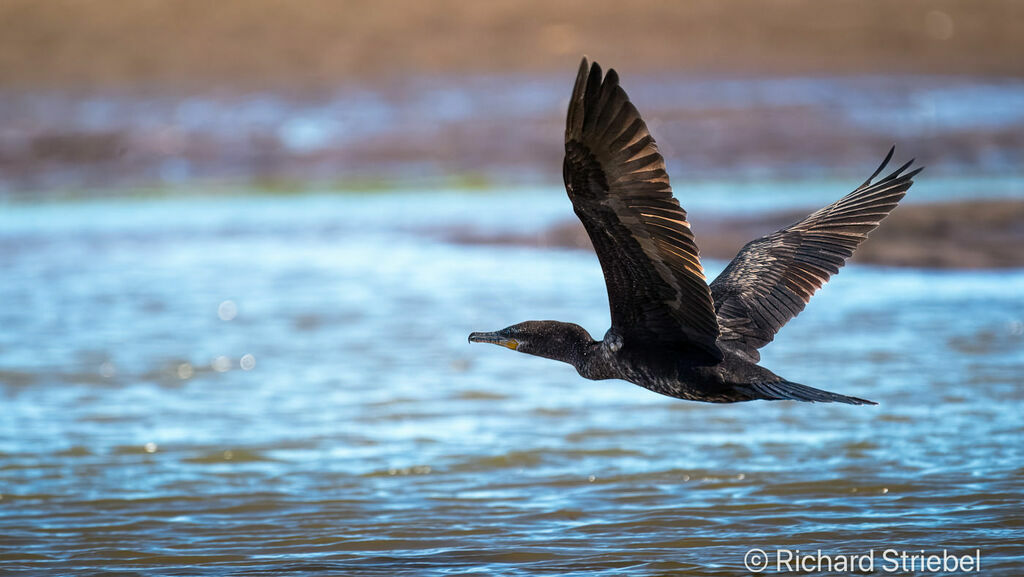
[
  {"xmin": 531, "ymin": 334, "xmax": 600, "ymax": 374},
  {"xmin": 572, "ymin": 339, "xmax": 618, "ymax": 380}
]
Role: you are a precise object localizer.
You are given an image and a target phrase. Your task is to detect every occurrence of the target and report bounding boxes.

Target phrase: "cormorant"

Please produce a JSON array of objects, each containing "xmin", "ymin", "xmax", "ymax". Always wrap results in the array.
[{"xmin": 469, "ymin": 58, "xmax": 921, "ymax": 405}]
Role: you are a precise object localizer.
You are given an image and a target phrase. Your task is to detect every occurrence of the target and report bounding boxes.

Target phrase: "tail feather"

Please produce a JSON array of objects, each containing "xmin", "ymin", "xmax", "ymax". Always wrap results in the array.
[{"xmin": 744, "ymin": 380, "xmax": 876, "ymax": 405}]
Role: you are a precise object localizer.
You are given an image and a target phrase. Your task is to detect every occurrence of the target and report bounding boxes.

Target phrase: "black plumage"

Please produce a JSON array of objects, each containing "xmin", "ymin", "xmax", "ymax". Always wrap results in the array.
[{"xmin": 469, "ymin": 58, "xmax": 921, "ymax": 405}]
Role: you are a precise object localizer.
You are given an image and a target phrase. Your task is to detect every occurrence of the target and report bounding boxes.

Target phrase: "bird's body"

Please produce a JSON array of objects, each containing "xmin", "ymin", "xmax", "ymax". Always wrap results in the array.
[
  {"xmin": 576, "ymin": 336, "xmax": 764, "ymax": 403},
  {"xmin": 470, "ymin": 58, "xmax": 921, "ymax": 405}
]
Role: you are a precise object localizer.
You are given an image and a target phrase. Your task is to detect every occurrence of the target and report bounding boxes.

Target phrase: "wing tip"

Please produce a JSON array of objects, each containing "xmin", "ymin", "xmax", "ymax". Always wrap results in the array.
[
  {"xmin": 863, "ymin": 146, "xmax": 924, "ymax": 189},
  {"xmin": 568, "ymin": 56, "xmax": 609, "ymax": 139},
  {"xmin": 861, "ymin": 145, "xmax": 896, "ymax": 187},
  {"xmin": 568, "ymin": 56, "xmax": 595, "ymax": 139}
]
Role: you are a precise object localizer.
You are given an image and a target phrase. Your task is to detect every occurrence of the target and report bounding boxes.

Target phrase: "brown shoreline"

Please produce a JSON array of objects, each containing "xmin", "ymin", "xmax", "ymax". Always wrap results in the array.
[
  {"xmin": 448, "ymin": 199, "xmax": 1024, "ymax": 269},
  {"xmin": 2, "ymin": 2, "xmax": 1022, "ymax": 197},
  {"xmin": 2, "ymin": 0, "xmax": 1023, "ymax": 92}
]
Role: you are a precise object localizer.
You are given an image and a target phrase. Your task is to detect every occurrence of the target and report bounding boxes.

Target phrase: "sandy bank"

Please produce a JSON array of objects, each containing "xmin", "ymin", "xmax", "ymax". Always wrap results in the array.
[{"xmin": 1, "ymin": 1, "xmax": 1023, "ymax": 92}]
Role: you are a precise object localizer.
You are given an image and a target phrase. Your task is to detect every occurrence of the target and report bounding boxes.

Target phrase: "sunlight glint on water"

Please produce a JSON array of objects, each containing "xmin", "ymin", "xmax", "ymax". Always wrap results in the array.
[{"xmin": 0, "ymin": 188, "xmax": 1021, "ymax": 575}]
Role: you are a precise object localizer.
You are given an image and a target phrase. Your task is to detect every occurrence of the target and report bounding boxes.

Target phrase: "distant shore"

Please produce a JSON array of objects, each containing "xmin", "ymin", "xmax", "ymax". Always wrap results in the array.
[
  {"xmin": 2, "ymin": 1, "xmax": 1023, "ymax": 195},
  {"xmin": 449, "ymin": 199, "xmax": 1024, "ymax": 269},
  {"xmin": 2, "ymin": 0, "xmax": 1023, "ymax": 92}
]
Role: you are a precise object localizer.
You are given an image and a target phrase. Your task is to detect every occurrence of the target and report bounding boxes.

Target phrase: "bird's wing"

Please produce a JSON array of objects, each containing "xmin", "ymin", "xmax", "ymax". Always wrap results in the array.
[
  {"xmin": 710, "ymin": 148, "xmax": 921, "ymax": 361},
  {"xmin": 563, "ymin": 58, "xmax": 721, "ymax": 361}
]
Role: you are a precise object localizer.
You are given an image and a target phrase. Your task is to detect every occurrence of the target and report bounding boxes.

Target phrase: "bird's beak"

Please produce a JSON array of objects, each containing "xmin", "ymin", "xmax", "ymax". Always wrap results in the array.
[{"xmin": 468, "ymin": 331, "xmax": 520, "ymax": 350}]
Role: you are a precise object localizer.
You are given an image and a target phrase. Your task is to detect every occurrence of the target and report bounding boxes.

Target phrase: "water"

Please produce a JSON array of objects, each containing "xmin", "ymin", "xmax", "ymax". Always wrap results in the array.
[{"xmin": 1, "ymin": 188, "xmax": 1022, "ymax": 575}]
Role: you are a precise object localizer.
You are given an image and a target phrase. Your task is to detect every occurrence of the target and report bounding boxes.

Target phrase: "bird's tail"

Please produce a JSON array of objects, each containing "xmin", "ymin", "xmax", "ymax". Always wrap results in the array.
[{"xmin": 742, "ymin": 380, "xmax": 876, "ymax": 405}]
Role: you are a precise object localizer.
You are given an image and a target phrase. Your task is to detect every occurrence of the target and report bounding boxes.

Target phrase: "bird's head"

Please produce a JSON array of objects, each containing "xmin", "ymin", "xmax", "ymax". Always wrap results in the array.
[{"xmin": 468, "ymin": 321, "xmax": 595, "ymax": 365}]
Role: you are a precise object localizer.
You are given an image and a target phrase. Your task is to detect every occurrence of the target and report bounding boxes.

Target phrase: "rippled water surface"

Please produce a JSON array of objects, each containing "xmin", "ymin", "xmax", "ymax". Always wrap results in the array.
[{"xmin": 1, "ymin": 188, "xmax": 1022, "ymax": 575}]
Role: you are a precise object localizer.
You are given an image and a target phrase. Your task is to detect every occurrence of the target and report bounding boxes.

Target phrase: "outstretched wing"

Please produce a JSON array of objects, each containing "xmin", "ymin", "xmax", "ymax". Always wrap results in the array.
[
  {"xmin": 710, "ymin": 148, "xmax": 922, "ymax": 361},
  {"xmin": 563, "ymin": 58, "xmax": 721, "ymax": 361}
]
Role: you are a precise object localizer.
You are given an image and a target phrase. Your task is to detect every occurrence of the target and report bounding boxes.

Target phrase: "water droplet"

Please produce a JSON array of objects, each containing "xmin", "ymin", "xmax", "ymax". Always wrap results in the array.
[
  {"xmin": 176, "ymin": 363, "xmax": 194, "ymax": 380},
  {"xmin": 212, "ymin": 356, "xmax": 231, "ymax": 373},
  {"xmin": 223, "ymin": 450, "xmax": 234, "ymax": 460},
  {"xmin": 240, "ymin": 354, "xmax": 256, "ymax": 371},
  {"xmin": 881, "ymin": 487, "xmax": 889, "ymax": 494},
  {"xmin": 99, "ymin": 361, "xmax": 116, "ymax": 378},
  {"xmin": 587, "ymin": 475, "xmax": 596, "ymax": 482},
  {"xmin": 218, "ymin": 300, "xmax": 238, "ymax": 321},
  {"xmin": 736, "ymin": 473, "xmax": 746, "ymax": 480},
  {"xmin": 144, "ymin": 442, "xmax": 158, "ymax": 453}
]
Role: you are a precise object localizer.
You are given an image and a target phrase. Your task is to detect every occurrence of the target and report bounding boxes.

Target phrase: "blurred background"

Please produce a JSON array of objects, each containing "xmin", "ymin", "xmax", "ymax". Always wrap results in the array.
[
  {"xmin": 1, "ymin": 1, "xmax": 1022, "ymax": 575},
  {"xmin": 2, "ymin": 0, "xmax": 1024, "ymax": 193}
]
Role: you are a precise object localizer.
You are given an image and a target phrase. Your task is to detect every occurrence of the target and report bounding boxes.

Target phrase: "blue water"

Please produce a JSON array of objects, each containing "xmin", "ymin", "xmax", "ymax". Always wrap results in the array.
[{"xmin": 0, "ymin": 187, "xmax": 1022, "ymax": 575}]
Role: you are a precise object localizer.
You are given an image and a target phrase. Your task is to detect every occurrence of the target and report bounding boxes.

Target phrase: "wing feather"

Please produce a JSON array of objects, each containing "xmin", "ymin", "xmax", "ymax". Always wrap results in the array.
[
  {"xmin": 709, "ymin": 148, "xmax": 921, "ymax": 361},
  {"xmin": 563, "ymin": 58, "xmax": 721, "ymax": 360}
]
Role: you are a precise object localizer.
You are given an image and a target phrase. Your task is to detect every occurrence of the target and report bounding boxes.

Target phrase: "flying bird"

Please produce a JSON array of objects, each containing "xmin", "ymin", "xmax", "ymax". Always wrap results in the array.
[{"xmin": 469, "ymin": 58, "xmax": 921, "ymax": 405}]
